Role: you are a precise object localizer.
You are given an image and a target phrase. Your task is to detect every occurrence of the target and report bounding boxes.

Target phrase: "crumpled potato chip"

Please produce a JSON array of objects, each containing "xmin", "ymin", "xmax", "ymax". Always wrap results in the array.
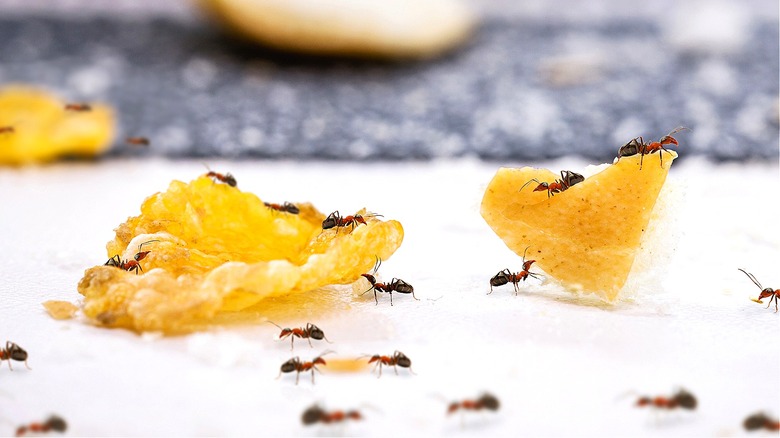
[
  {"xmin": 0, "ymin": 86, "xmax": 114, "ymax": 165},
  {"xmin": 481, "ymin": 151, "xmax": 675, "ymax": 302},
  {"xmin": 78, "ymin": 176, "xmax": 404, "ymax": 333}
]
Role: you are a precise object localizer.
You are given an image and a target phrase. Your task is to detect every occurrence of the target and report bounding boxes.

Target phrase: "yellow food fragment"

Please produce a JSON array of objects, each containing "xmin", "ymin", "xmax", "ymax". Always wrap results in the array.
[
  {"xmin": 324, "ymin": 357, "xmax": 371, "ymax": 373},
  {"xmin": 480, "ymin": 152, "xmax": 675, "ymax": 301},
  {"xmin": 0, "ymin": 86, "xmax": 114, "ymax": 164},
  {"xmin": 42, "ymin": 300, "xmax": 79, "ymax": 320},
  {"xmin": 78, "ymin": 176, "xmax": 404, "ymax": 333}
]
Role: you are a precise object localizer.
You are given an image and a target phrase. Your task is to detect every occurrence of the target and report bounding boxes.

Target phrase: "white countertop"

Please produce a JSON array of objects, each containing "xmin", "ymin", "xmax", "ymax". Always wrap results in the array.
[{"xmin": 0, "ymin": 157, "xmax": 778, "ymax": 436}]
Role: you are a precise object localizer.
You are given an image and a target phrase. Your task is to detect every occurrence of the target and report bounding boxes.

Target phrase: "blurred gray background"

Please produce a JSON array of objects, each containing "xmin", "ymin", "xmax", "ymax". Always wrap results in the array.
[{"xmin": 0, "ymin": 0, "xmax": 777, "ymax": 161}]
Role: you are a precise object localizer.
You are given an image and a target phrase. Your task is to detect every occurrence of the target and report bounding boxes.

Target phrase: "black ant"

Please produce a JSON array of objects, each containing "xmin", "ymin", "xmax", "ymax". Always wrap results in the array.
[
  {"xmin": 268, "ymin": 321, "xmax": 331, "ymax": 350},
  {"xmin": 278, "ymin": 351, "xmax": 333, "ymax": 385},
  {"xmin": 125, "ymin": 137, "xmax": 150, "ymax": 146},
  {"xmin": 264, "ymin": 202, "xmax": 299, "ymax": 214},
  {"xmin": 64, "ymin": 103, "xmax": 91, "ymax": 112},
  {"xmin": 360, "ymin": 350, "xmax": 413, "ymax": 377},
  {"xmin": 322, "ymin": 211, "xmax": 382, "ymax": 232},
  {"xmin": 617, "ymin": 127, "xmax": 688, "ymax": 169},
  {"xmin": 489, "ymin": 247, "xmax": 542, "ymax": 294},
  {"xmin": 739, "ymin": 269, "xmax": 778, "ymax": 312},
  {"xmin": 302, "ymin": 404, "xmax": 363, "ymax": 426},
  {"xmin": 519, "ymin": 170, "xmax": 584, "ymax": 198},
  {"xmin": 15, "ymin": 415, "xmax": 67, "ymax": 437},
  {"xmin": 1, "ymin": 341, "xmax": 30, "ymax": 370},
  {"xmin": 360, "ymin": 257, "xmax": 417, "ymax": 306},
  {"xmin": 202, "ymin": 164, "xmax": 237, "ymax": 187},
  {"xmin": 447, "ymin": 393, "xmax": 500, "ymax": 415},
  {"xmin": 634, "ymin": 388, "xmax": 697, "ymax": 410},
  {"xmin": 104, "ymin": 240, "xmax": 159, "ymax": 275},
  {"xmin": 743, "ymin": 412, "xmax": 780, "ymax": 431}
]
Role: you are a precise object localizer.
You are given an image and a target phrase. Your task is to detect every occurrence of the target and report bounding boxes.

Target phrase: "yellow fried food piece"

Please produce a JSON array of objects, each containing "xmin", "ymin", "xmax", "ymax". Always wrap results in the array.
[
  {"xmin": 0, "ymin": 86, "xmax": 114, "ymax": 165},
  {"xmin": 198, "ymin": 0, "xmax": 475, "ymax": 59},
  {"xmin": 480, "ymin": 152, "xmax": 676, "ymax": 302},
  {"xmin": 78, "ymin": 176, "xmax": 404, "ymax": 333},
  {"xmin": 42, "ymin": 300, "xmax": 79, "ymax": 320}
]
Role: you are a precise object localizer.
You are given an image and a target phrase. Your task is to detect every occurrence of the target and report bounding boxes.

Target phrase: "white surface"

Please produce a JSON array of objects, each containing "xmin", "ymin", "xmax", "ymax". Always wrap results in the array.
[{"xmin": 0, "ymin": 157, "xmax": 778, "ymax": 436}]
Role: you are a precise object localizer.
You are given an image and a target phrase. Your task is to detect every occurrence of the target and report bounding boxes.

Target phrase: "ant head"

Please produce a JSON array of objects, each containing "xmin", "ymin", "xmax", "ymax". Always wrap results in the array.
[
  {"xmin": 8, "ymin": 343, "xmax": 27, "ymax": 361},
  {"xmin": 308, "ymin": 324, "xmax": 325, "ymax": 340},
  {"xmin": 490, "ymin": 271, "xmax": 510, "ymax": 287},
  {"xmin": 44, "ymin": 416, "xmax": 67, "ymax": 433},
  {"xmin": 280, "ymin": 358, "xmax": 298, "ymax": 373},
  {"xmin": 673, "ymin": 390, "xmax": 697, "ymax": 410},
  {"xmin": 759, "ymin": 288, "xmax": 775, "ymax": 299},
  {"xmin": 301, "ymin": 405, "xmax": 325, "ymax": 425},
  {"xmin": 361, "ymin": 273, "xmax": 377, "ymax": 285},
  {"xmin": 522, "ymin": 259, "xmax": 536, "ymax": 271},
  {"xmin": 395, "ymin": 352, "xmax": 411, "ymax": 368},
  {"xmin": 532, "ymin": 182, "xmax": 549, "ymax": 192},
  {"xmin": 134, "ymin": 251, "xmax": 151, "ymax": 262},
  {"xmin": 478, "ymin": 393, "xmax": 500, "ymax": 411}
]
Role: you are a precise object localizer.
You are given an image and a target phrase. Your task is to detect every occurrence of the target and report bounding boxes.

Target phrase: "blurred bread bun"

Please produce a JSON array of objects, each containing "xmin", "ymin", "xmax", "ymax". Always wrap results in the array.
[{"xmin": 198, "ymin": 0, "xmax": 476, "ymax": 59}]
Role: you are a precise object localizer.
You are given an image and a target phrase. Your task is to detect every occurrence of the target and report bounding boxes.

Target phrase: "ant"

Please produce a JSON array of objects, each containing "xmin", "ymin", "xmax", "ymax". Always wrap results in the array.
[
  {"xmin": 617, "ymin": 127, "xmax": 688, "ymax": 170},
  {"xmin": 268, "ymin": 321, "xmax": 331, "ymax": 350},
  {"xmin": 104, "ymin": 240, "xmax": 159, "ymax": 275},
  {"xmin": 125, "ymin": 137, "xmax": 150, "ymax": 147},
  {"xmin": 264, "ymin": 202, "xmax": 299, "ymax": 214},
  {"xmin": 322, "ymin": 211, "xmax": 382, "ymax": 232},
  {"xmin": 447, "ymin": 393, "xmax": 500, "ymax": 415},
  {"xmin": 0, "ymin": 126, "xmax": 14, "ymax": 134},
  {"xmin": 489, "ymin": 246, "xmax": 542, "ymax": 294},
  {"xmin": 301, "ymin": 404, "xmax": 362, "ymax": 426},
  {"xmin": 278, "ymin": 351, "xmax": 333, "ymax": 385},
  {"xmin": 205, "ymin": 171, "xmax": 237, "ymax": 187},
  {"xmin": 634, "ymin": 388, "xmax": 697, "ymax": 410},
  {"xmin": 1, "ymin": 341, "xmax": 30, "ymax": 370},
  {"xmin": 519, "ymin": 170, "xmax": 584, "ymax": 198},
  {"xmin": 739, "ymin": 268, "xmax": 778, "ymax": 312},
  {"xmin": 64, "ymin": 103, "xmax": 91, "ymax": 112},
  {"xmin": 743, "ymin": 412, "xmax": 780, "ymax": 431},
  {"xmin": 360, "ymin": 257, "xmax": 417, "ymax": 306},
  {"xmin": 15, "ymin": 415, "xmax": 67, "ymax": 437},
  {"xmin": 360, "ymin": 350, "xmax": 413, "ymax": 377}
]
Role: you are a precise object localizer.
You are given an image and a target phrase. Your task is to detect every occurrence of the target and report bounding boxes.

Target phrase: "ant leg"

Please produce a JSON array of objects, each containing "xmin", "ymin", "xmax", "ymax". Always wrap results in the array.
[
  {"xmin": 295, "ymin": 371, "xmax": 301, "ymax": 385},
  {"xmin": 374, "ymin": 290, "xmax": 379, "ymax": 305},
  {"xmin": 394, "ymin": 365, "xmax": 399, "ymax": 376},
  {"xmin": 390, "ymin": 291, "xmax": 394, "ymax": 306},
  {"xmin": 23, "ymin": 360, "xmax": 30, "ymax": 370},
  {"xmin": 306, "ymin": 336, "xmax": 313, "ymax": 348},
  {"xmin": 290, "ymin": 337, "xmax": 295, "ymax": 351}
]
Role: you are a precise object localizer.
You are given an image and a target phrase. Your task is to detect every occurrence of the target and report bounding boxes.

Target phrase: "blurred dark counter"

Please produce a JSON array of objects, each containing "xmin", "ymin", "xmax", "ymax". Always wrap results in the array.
[{"xmin": 0, "ymin": 12, "xmax": 777, "ymax": 161}]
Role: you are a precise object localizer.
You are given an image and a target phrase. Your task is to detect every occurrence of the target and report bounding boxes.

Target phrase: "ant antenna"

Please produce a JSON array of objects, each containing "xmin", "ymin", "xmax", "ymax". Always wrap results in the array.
[
  {"xmin": 266, "ymin": 320, "xmax": 284, "ymax": 330},
  {"xmin": 372, "ymin": 256, "xmax": 382, "ymax": 274},
  {"xmin": 519, "ymin": 179, "xmax": 542, "ymax": 192},
  {"xmin": 137, "ymin": 239, "xmax": 160, "ymax": 250},
  {"xmin": 738, "ymin": 268, "xmax": 763, "ymax": 289}
]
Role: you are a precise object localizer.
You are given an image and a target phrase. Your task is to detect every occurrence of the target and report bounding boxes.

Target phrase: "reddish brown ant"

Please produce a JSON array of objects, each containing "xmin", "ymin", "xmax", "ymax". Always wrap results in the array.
[
  {"xmin": 360, "ymin": 257, "xmax": 417, "ymax": 306},
  {"xmin": 301, "ymin": 404, "xmax": 363, "ymax": 426},
  {"xmin": 519, "ymin": 170, "xmax": 584, "ymax": 198},
  {"xmin": 489, "ymin": 246, "xmax": 542, "ymax": 294},
  {"xmin": 739, "ymin": 268, "xmax": 778, "ymax": 312},
  {"xmin": 322, "ymin": 210, "xmax": 383, "ymax": 232},
  {"xmin": 743, "ymin": 412, "xmax": 780, "ymax": 431},
  {"xmin": 634, "ymin": 388, "xmax": 697, "ymax": 410},
  {"xmin": 64, "ymin": 103, "xmax": 91, "ymax": 112},
  {"xmin": 15, "ymin": 415, "xmax": 67, "ymax": 437},
  {"xmin": 264, "ymin": 202, "xmax": 299, "ymax": 214},
  {"xmin": 104, "ymin": 240, "xmax": 159, "ymax": 275},
  {"xmin": 447, "ymin": 393, "xmax": 501, "ymax": 415},
  {"xmin": 205, "ymin": 170, "xmax": 237, "ymax": 187},
  {"xmin": 278, "ymin": 351, "xmax": 333, "ymax": 385},
  {"xmin": 0, "ymin": 126, "xmax": 14, "ymax": 134},
  {"xmin": 360, "ymin": 350, "xmax": 414, "ymax": 377},
  {"xmin": 1, "ymin": 341, "xmax": 30, "ymax": 370},
  {"xmin": 618, "ymin": 127, "xmax": 688, "ymax": 170},
  {"xmin": 268, "ymin": 321, "xmax": 331, "ymax": 350},
  {"xmin": 125, "ymin": 136, "xmax": 150, "ymax": 147}
]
